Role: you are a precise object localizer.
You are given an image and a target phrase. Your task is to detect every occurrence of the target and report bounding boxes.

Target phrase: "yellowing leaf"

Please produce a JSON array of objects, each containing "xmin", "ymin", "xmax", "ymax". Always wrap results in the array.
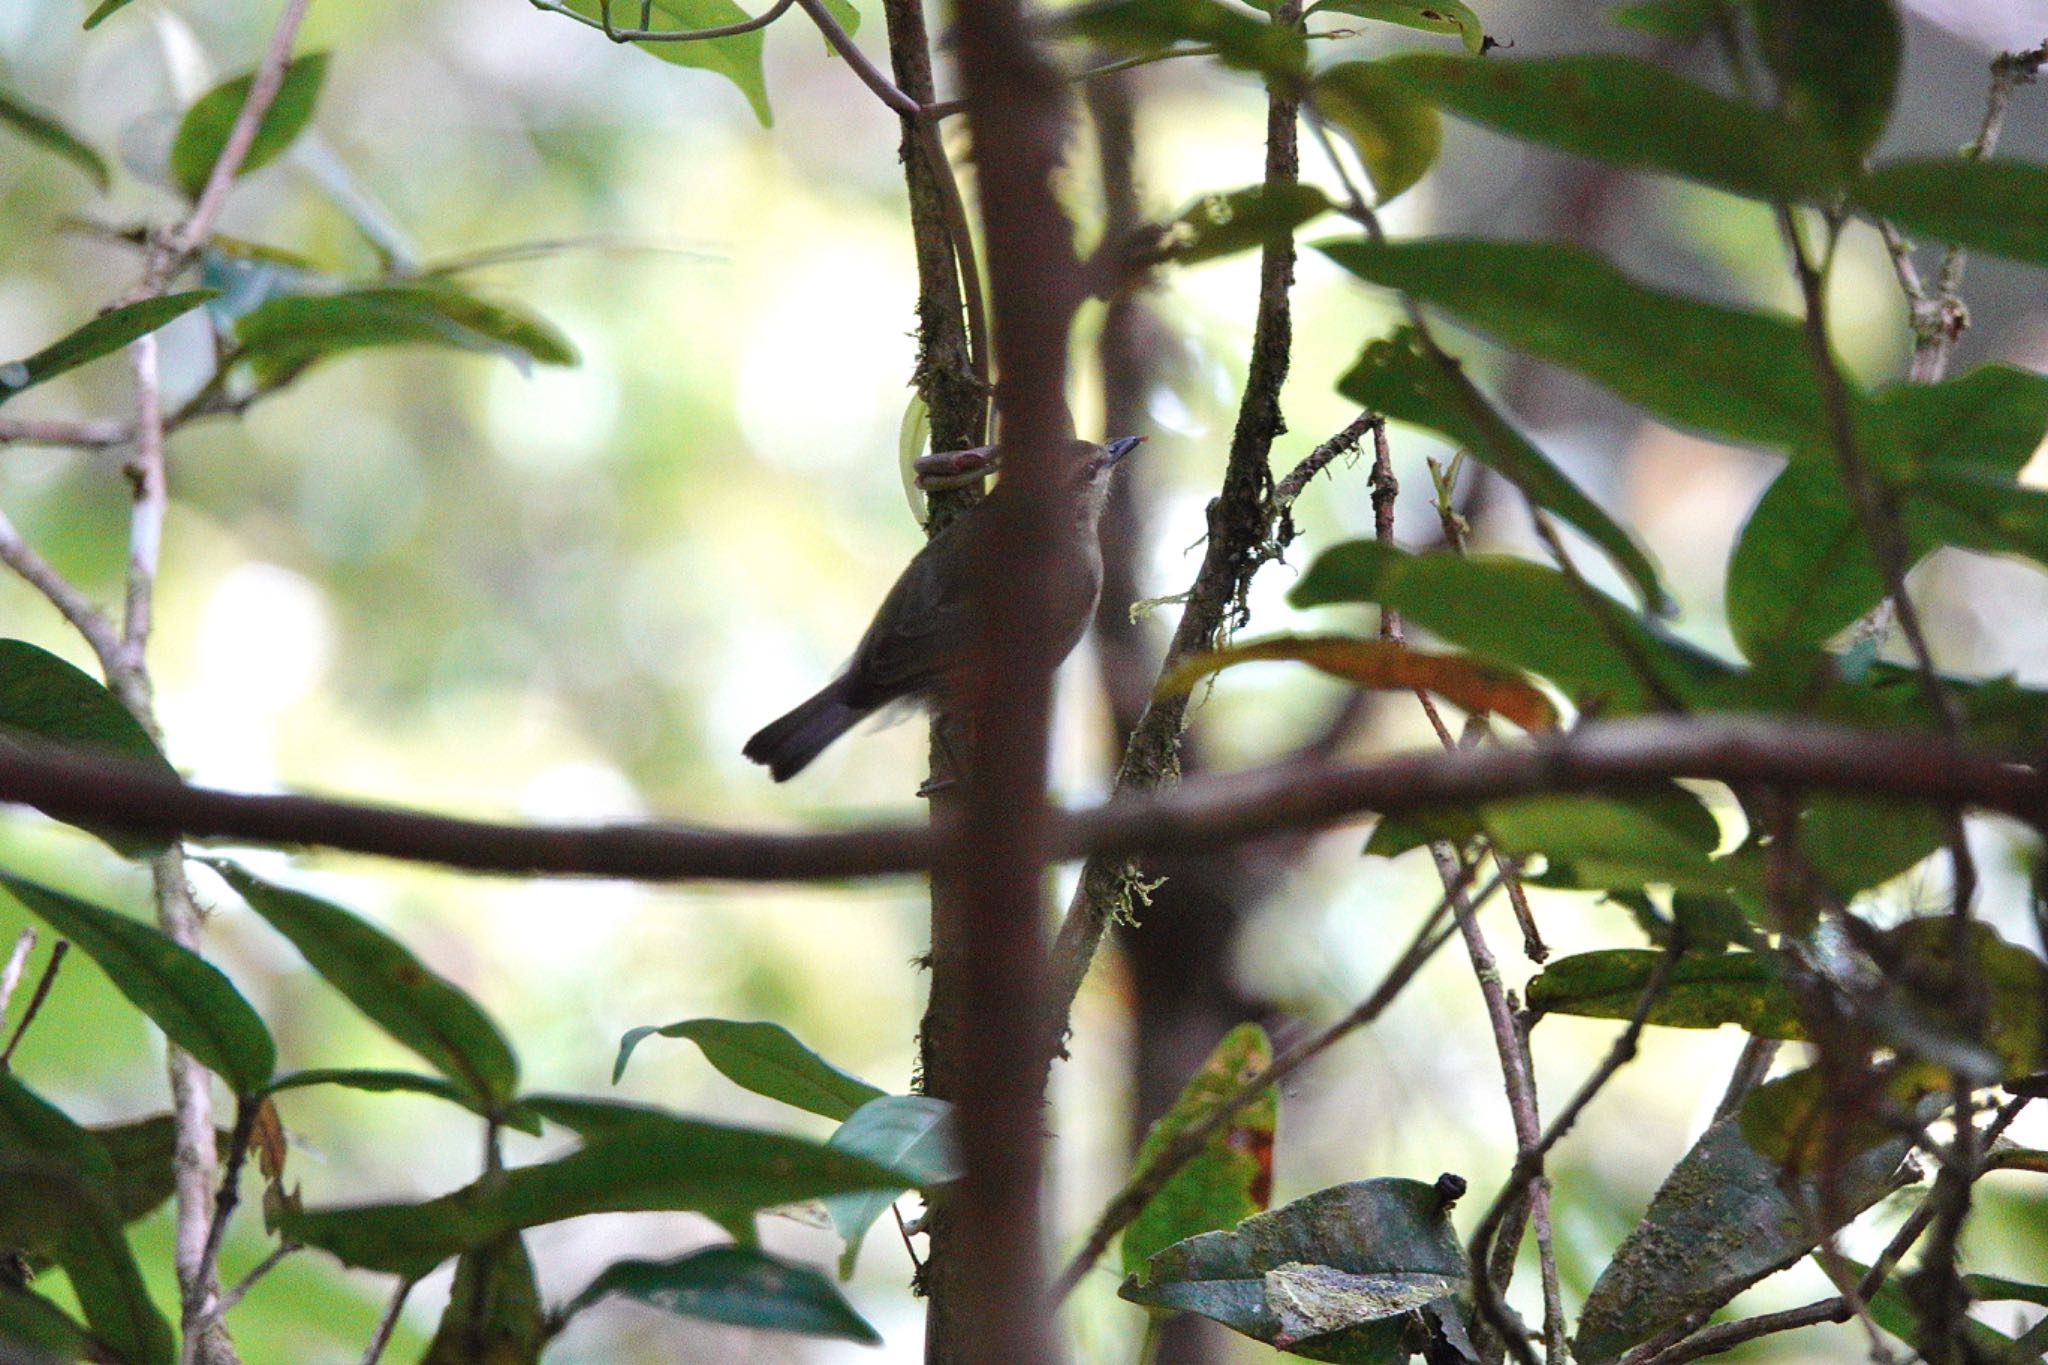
[{"xmin": 1155, "ymin": 634, "xmax": 1558, "ymax": 731}]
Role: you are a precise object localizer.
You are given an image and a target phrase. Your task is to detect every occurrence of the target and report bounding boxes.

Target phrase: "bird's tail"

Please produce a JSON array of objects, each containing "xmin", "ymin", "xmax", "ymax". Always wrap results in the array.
[{"xmin": 743, "ymin": 682, "xmax": 864, "ymax": 781}]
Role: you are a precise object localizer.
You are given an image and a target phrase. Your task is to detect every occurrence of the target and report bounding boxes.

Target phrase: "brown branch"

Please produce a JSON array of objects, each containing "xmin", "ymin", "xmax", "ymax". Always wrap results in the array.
[
  {"xmin": 945, "ymin": 0, "xmax": 1086, "ymax": 1355},
  {"xmin": 0, "ymin": 503, "xmax": 126, "ymax": 683},
  {"xmin": 0, "ymin": 717, "xmax": 2037, "ymax": 881},
  {"xmin": 1043, "ymin": 0, "xmax": 1305, "ymax": 1059}
]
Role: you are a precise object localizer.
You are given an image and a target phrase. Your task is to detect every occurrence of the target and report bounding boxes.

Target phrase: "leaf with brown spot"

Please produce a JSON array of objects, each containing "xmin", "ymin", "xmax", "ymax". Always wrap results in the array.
[
  {"xmin": 1155, "ymin": 635, "xmax": 1558, "ymax": 731},
  {"xmin": 249, "ymin": 1098, "xmax": 287, "ymax": 1184}
]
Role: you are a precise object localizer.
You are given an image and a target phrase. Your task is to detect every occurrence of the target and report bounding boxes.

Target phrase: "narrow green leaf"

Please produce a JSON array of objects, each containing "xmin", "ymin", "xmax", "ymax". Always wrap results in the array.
[
  {"xmin": 613, "ymin": 1018, "xmax": 885, "ymax": 1120},
  {"xmin": 1291, "ymin": 541, "xmax": 1733, "ymax": 714},
  {"xmin": 0, "ymin": 1284, "xmax": 100, "ymax": 1361},
  {"xmin": 284, "ymin": 1108, "xmax": 917, "ymax": 1279},
  {"xmin": 0, "ymin": 874, "xmax": 275, "ymax": 1096},
  {"xmin": 0, "ymin": 87, "xmax": 110, "ymax": 189},
  {"xmin": 1063, "ymin": 0, "xmax": 1309, "ymax": 80},
  {"xmin": 262, "ymin": 1069, "xmax": 543, "ymax": 1136},
  {"xmin": 1122, "ymin": 1024, "xmax": 1276, "ymax": 1282},
  {"xmin": 233, "ymin": 285, "xmax": 577, "ymax": 382},
  {"xmin": 551, "ymin": 0, "xmax": 773, "ymax": 125},
  {"xmin": 1337, "ymin": 327, "xmax": 1667, "ymax": 608},
  {"xmin": 1749, "ymin": 0, "xmax": 1900, "ymax": 161},
  {"xmin": 1149, "ymin": 184, "xmax": 1335, "ymax": 268},
  {"xmin": 420, "ymin": 1234, "xmax": 543, "ymax": 1365},
  {"xmin": 1608, "ymin": 0, "xmax": 1726, "ymax": 38},
  {"xmin": 1121, "ymin": 1178, "xmax": 1468, "ymax": 1358},
  {"xmin": 1528, "ymin": 950, "xmax": 1801, "ymax": 1036},
  {"xmin": 210, "ymin": 861, "xmax": 518, "ymax": 1110},
  {"xmin": 82, "ymin": 0, "xmax": 141, "ymax": 27},
  {"xmin": 1310, "ymin": 63, "xmax": 1440, "ymax": 204},
  {"xmin": 1306, "ymin": 0, "xmax": 1487, "ymax": 52},
  {"xmin": 1795, "ymin": 793, "xmax": 1947, "ymax": 898},
  {"xmin": 562, "ymin": 1246, "xmax": 881, "ymax": 1344},
  {"xmin": 1381, "ymin": 52, "xmax": 1843, "ymax": 201},
  {"xmin": 1574, "ymin": 1114, "xmax": 1914, "ymax": 1363},
  {"xmin": 0, "ymin": 1077, "xmax": 172, "ymax": 1365},
  {"xmin": 168, "ymin": 53, "xmax": 329, "ymax": 199},
  {"xmin": 0, "ymin": 293, "xmax": 215, "ymax": 408},
  {"xmin": 1485, "ymin": 790, "xmax": 1738, "ymax": 895},
  {"xmin": 822, "ymin": 1095, "xmax": 961, "ymax": 1277},
  {"xmin": 90, "ymin": 1114, "xmax": 181, "ymax": 1227},
  {"xmin": 1856, "ymin": 159, "xmax": 2048, "ymax": 268},
  {"xmin": 1321, "ymin": 237, "xmax": 1826, "ymax": 449},
  {"xmin": 0, "ymin": 639, "xmax": 180, "ymax": 855}
]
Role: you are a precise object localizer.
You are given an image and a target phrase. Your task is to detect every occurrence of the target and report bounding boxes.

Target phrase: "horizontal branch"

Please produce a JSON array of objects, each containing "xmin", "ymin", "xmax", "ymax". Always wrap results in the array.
[{"xmin": 0, "ymin": 716, "xmax": 2036, "ymax": 883}]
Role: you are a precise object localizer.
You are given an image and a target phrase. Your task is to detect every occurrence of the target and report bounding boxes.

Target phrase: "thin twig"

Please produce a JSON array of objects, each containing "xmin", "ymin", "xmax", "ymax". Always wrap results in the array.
[
  {"xmin": 0, "ymin": 503, "xmax": 127, "ymax": 682},
  {"xmin": 0, "ymin": 939, "xmax": 66, "ymax": 1068},
  {"xmin": 184, "ymin": 1099, "xmax": 259, "ymax": 1344},
  {"xmin": 206, "ymin": 1242, "xmax": 299, "ymax": 1322},
  {"xmin": 1470, "ymin": 941, "xmax": 1683, "ymax": 1365},
  {"xmin": 0, "ymin": 927, "xmax": 33, "ymax": 1023},
  {"xmin": 792, "ymin": 0, "xmax": 923, "ymax": 118},
  {"xmin": 0, "ymin": 417, "xmax": 131, "ymax": 449},
  {"xmin": 358, "ymin": 1278, "xmax": 415, "ymax": 1365},
  {"xmin": 1051, "ymin": 866, "xmax": 1492, "ymax": 1301}
]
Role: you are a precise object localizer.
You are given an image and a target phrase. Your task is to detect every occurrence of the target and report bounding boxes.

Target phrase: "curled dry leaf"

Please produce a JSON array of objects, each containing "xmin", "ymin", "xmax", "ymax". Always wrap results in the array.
[{"xmin": 1154, "ymin": 634, "xmax": 1559, "ymax": 731}]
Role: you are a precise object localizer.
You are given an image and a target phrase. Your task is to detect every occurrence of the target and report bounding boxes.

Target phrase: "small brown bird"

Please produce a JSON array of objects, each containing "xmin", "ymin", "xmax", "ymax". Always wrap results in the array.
[{"xmin": 744, "ymin": 435, "xmax": 1143, "ymax": 781}]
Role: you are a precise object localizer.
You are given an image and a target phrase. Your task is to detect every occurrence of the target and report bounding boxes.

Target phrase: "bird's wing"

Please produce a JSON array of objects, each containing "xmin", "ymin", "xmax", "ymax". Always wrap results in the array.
[{"xmin": 845, "ymin": 524, "xmax": 972, "ymax": 703}]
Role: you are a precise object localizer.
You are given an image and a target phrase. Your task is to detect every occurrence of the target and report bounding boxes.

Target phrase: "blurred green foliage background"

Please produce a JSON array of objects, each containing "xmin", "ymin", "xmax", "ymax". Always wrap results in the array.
[{"xmin": 3, "ymin": 0, "xmax": 2048, "ymax": 1359}]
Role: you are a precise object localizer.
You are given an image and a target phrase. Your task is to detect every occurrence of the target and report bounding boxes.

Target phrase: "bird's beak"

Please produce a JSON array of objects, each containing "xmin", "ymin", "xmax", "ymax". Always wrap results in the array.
[{"xmin": 1102, "ymin": 435, "xmax": 1145, "ymax": 465}]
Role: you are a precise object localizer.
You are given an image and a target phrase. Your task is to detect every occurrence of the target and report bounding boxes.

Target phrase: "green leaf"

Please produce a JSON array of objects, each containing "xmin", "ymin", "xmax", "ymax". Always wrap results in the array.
[
  {"xmin": 612, "ymin": 1018, "xmax": 885, "ymax": 1120},
  {"xmin": 1380, "ymin": 52, "xmax": 1842, "ymax": 201},
  {"xmin": 1122, "ymin": 1024, "xmax": 1276, "ymax": 1283},
  {"xmin": 0, "ymin": 874, "xmax": 275, "ymax": 1096},
  {"xmin": 562, "ymin": 1245, "xmax": 881, "ymax": 1344},
  {"xmin": 168, "ymin": 53, "xmax": 329, "ymax": 199},
  {"xmin": 420, "ymin": 1234, "xmax": 543, "ymax": 1365},
  {"xmin": 1336, "ymin": 327, "xmax": 1667, "ymax": 609},
  {"xmin": 1121, "ymin": 1177, "xmax": 1468, "ymax": 1360},
  {"xmin": 1736, "ymin": 1063, "xmax": 1939, "ymax": 1171},
  {"xmin": 1528, "ymin": 950, "xmax": 1802, "ymax": 1036},
  {"xmin": 1306, "ymin": 0, "xmax": 1486, "ymax": 52},
  {"xmin": 1726, "ymin": 366, "xmax": 2048, "ymax": 658},
  {"xmin": 262, "ymin": 1069, "xmax": 544, "ymax": 1136},
  {"xmin": 1310, "ymin": 63, "xmax": 1440, "ymax": 204},
  {"xmin": 1320, "ymin": 237, "xmax": 1825, "ymax": 449},
  {"xmin": 1150, "ymin": 184, "xmax": 1336, "ymax": 268},
  {"xmin": 210, "ymin": 861, "xmax": 518, "ymax": 1111},
  {"xmin": 1795, "ymin": 793, "xmax": 1947, "ymax": 898},
  {"xmin": 0, "ymin": 1284, "xmax": 100, "ymax": 1362},
  {"xmin": 82, "ymin": 0, "xmax": 141, "ymax": 27},
  {"xmin": 1573, "ymin": 1113, "xmax": 1915, "ymax": 1363},
  {"xmin": 821, "ymin": 1095, "xmax": 961, "ymax": 1277},
  {"xmin": 0, "ymin": 87, "xmax": 110, "ymax": 189},
  {"xmin": 1291, "ymin": 541, "xmax": 1734, "ymax": 714},
  {"xmin": 1063, "ymin": 0, "xmax": 1309, "ymax": 80},
  {"xmin": 1855, "ymin": 159, "xmax": 2048, "ymax": 268},
  {"xmin": 0, "ymin": 639, "xmax": 180, "ymax": 855},
  {"xmin": 1748, "ymin": 0, "xmax": 1901, "ymax": 161},
  {"xmin": 233, "ymin": 285, "xmax": 577, "ymax": 383},
  {"xmin": 283, "ymin": 1107, "xmax": 917, "ymax": 1279},
  {"xmin": 1156, "ymin": 635, "xmax": 1559, "ymax": 731},
  {"xmin": 551, "ymin": 0, "xmax": 773, "ymax": 125},
  {"xmin": 1608, "ymin": 0, "xmax": 1726, "ymax": 38},
  {"xmin": 0, "ymin": 1077, "xmax": 173, "ymax": 1365},
  {"xmin": 89, "ymin": 1114, "xmax": 181, "ymax": 1227},
  {"xmin": 1881, "ymin": 918, "xmax": 2048, "ymax": 1079},
  {"xmin": 1492, "ymin": 789, "xmax": 1736, "ymax": 893},
  {"xmin": 1856, "ymin": 1257, "xmax": 2028, "ymax": 1360},
  {"xmin": 0, "ymin": 292, "xmax": 216, "ymax": 409}
]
